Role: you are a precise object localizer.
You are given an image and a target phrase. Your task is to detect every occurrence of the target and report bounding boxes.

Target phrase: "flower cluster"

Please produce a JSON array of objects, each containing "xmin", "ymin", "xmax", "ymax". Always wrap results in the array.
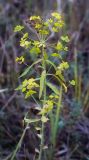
[
  {"xmin": 39, "ymin": 100, "xmax": 53, "ymax": 115},
  {"xmin": 16, "ymin": 56, "xmax": 24, "ymax": 64},
  {"xmin": 21, "ymin": 78, "xmax": 39, "ymax": 98},
  {"xmin": 56, "ymin": 61, "xmax": 69, "ymax": 78}
]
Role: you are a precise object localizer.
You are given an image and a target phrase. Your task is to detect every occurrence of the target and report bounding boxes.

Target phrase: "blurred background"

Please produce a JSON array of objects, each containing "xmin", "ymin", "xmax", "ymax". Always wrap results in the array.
[{"xmin": 0, "ymin": 0, "xmax": 89, "ymax": 160}]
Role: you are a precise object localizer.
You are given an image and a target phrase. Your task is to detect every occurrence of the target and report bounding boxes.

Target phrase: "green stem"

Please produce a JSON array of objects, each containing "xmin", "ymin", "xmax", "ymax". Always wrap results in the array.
[
  {"xmin": 49, "ymin": 87, "xmax": 62, "ymax": 160},
  {"xmin": 38, "ymin": 47, "xmax": 46, "ymax": 160},
  {"xmin": 74, "ymin": 47, "xmax": 78, "ymax": 101},
  {"xmin": 38, "ymin": 119, "xmax": 45, "ymax": 160},
  {"xmin": 49, "ymin": 112, "xmax": 54, "ymax": 160},
  {"xmin": 11, "ymin": 124, "xmax": 29, "ymax": 160},
  {"xmin": 53, "ymin": 86, "xmax": 62, "ymax": 148},
  {"xmin": 78, "ymin": 72, "xmax": 82, "ymax": 102}
]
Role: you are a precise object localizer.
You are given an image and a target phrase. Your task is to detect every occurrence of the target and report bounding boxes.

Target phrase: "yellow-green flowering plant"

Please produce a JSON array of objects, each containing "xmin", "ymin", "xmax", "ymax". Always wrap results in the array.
[{"xmin": 13, "ymin": 12, "xmax": 75, "ymax": 160}]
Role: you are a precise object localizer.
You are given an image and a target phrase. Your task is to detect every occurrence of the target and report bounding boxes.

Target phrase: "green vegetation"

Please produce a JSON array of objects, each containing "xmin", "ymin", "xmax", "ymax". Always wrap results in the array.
[
  {"xmin": 13, "ymin": 12, "xmax": 75, "ymax": 160},
  {"xmin": 0, "ymin": 1, "xmax": 89, "ymax": 160}
]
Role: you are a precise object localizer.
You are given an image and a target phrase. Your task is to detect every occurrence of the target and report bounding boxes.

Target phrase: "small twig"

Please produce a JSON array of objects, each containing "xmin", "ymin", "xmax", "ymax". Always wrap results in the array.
[{"xmin": 2, "ymin": 92, "xmax": 16, "ymax": 111}]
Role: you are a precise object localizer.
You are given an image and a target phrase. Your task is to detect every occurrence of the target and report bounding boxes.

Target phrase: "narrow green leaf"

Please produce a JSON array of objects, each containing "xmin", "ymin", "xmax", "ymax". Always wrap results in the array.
[
  {"xmin": 51, "ymin": 53, "xmax": 60, "ymax": 57},
  {"xmin": 19, "ymin": 59, "xmax": 42, "ymax": 78},
  {"xmin": 47, "ymin": 82, "xmax": 59, "ymax": 95},
  {"xmin": 24, "ymin": 118, "xmax": 40, "ymax": 124},
  {"xmin": 37, "ymin": 134, "xmax": 42, "ymax": 139},
  {"xmin": 39, "ymin": 70, "xmax": 46, "ymax": 99},
  {"xmin": 14, "ymin": 25, "xmax": 24, "ymax": 32},
  {"xmin": 46, "ymin": 59, "xmax": 56, "ymax": 70},
  {"xmin": 47, "ymin": 73, "xmax": 67, "ymax": 92},
  {"xmin": 69, "ymin": 80, "xmax": 75, "ymax": 86}
]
